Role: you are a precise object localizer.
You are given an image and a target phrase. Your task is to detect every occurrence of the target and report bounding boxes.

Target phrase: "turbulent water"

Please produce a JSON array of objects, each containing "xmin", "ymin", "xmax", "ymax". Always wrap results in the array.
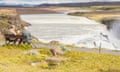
[{"xmin": 20, "ymin": 14, "xmax": 120, "ymax": 50}]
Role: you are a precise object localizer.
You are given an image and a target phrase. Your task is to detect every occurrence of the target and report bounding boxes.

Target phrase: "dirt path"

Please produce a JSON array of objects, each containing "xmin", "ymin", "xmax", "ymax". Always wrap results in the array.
[
  {"xmin": 0, "ymin": 41, "xmax": 120, "ymax": 56},
  {"xmin": 71, "ymin": 47, "xmax": 120, "ymax": 56}
]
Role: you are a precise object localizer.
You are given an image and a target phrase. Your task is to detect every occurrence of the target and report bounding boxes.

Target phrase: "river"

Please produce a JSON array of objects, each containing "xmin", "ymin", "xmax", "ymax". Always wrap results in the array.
[{"xmin": 20, "ymin": 13, "xmax": 119, "ymax": 50}]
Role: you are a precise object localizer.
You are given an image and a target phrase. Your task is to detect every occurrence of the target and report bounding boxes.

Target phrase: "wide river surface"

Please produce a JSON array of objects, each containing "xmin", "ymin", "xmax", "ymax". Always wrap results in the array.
[{"xmin": 21, "ymin": 14, "xmax": 110, "ymax": 48}]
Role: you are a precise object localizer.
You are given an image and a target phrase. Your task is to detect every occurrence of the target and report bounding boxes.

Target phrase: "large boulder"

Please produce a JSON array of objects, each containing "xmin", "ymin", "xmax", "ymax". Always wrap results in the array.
[{"xmin": 23, "ymin": 49, "xmax": 40, "ymax": 56}]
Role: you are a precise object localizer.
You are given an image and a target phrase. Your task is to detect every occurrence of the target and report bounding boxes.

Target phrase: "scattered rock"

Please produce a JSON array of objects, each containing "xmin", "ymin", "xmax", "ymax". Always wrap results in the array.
[
  {"xmin": 30, "ymin": 56, "xmax": 67, "ymax": 66},
  {"xmin": 23, "ymin": 49, "xmax": 40, "ymax": 55},
  {"xmin": 50, "ymin": 48, "xmax": 65, "ymax": 56},
  {"xmin": 45, "ymin": 56, "xmax": 67, "ymax": 65},
  {"xmin": 49, "ymin": 40, "xmax": 60, "ymax": 46},
  {"xmin": 30, "ymin": 60, "xmax": 48, "ymax": 67}
]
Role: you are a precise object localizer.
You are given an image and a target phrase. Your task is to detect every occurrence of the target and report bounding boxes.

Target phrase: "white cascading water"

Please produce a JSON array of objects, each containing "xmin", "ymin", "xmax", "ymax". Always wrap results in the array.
[
  {"xmin": 107, "ymin": 19, "xmax": 120, "ymax": 50},
  {"xmin": 75, "ymin": 18, "xmax": 120, "ymax": 50},
  {"xmin": 20, "ymin": 14, "xmax": 120, "ymax": 50}
]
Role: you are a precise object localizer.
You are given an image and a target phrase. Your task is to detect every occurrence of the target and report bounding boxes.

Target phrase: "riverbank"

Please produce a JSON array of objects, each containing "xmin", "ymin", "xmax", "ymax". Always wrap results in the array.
[{"xmin": 31, "ymin": 42, "xmax": 120, "ymax": 56}]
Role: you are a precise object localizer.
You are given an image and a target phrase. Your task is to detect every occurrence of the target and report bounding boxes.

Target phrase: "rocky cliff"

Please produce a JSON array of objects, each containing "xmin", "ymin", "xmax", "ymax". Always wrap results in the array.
[
  {"xmin": 0, "ymin": 8, "xmax": 30, "ymax": 40},
  {"xmin": 0, "ymin": 8, "xmax": 30, "ymax": 34}
]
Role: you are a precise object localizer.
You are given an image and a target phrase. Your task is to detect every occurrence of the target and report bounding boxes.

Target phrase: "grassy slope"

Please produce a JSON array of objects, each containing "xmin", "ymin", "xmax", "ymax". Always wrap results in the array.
[{"xmin": 0, "ymin": 45, "xmax": 120, "ymax": 72}]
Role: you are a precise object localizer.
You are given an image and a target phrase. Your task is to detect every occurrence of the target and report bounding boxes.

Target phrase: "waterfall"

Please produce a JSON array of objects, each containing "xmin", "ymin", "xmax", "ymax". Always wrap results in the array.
[
  {"xmin": 107, "ymin": 18, "xmax": 120, "ymax": 50},
  {"xmin": 21, "ymin": 14, "xmax": 120, "ymax": 50},
  {"xmin": 75, "ymin": 18, "xmax": 120, "ymax": 50},
  {"xmin": 109, "ymin": 19, "xmax": 120, "ymax": 39}
]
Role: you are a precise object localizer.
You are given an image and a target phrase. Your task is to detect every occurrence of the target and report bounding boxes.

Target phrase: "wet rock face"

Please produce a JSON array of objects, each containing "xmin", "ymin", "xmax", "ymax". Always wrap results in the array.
[
  {"xmin": 102, "ymin": 18, "xmax": 120, "ymax": 39},
  {"xmin": 99, "ymin": 18, "xmax": 120, "ymax": 49},
  {"xmin": 109, "ymin": 19, "xmax": 120, "ymax": 39},
  {"xmin": 101, "ymin": 18, "xmax": 114, "ymax": 30},
  {"xmin": 101, "ymin": 18, "xmax": 120, "ymax": 30}
]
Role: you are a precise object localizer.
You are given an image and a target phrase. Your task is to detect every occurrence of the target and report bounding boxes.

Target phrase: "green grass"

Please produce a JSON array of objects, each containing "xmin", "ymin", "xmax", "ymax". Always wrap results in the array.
[
  {"xmin": 0, "ymin": 14, "xmax": 10, "ymax": 19},
  {"xmin": 0, "ymin": 45, "xmax": 120, "ymax": 72},
  {"xmin": 0, "ymin": 20, "xmax": 10, "ymax": 27}
]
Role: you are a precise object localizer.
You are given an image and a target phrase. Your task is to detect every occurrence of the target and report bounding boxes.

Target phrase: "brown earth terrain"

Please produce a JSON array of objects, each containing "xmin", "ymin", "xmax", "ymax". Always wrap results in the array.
[
  {"xmin": 16, "ymin": 7, "xmax": 57, "ymax": 14},
  {"xmin": 0, "ymin": 7, "xmax": 57, "ymax": 14},
  {"xmin": 0, "ymin": 7, "xmax": 83, "ymax": 14}
]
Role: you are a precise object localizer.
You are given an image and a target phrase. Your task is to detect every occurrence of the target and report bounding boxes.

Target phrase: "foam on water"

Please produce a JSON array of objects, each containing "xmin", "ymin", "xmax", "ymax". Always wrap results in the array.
[
  {"xmin": 21, "ymin": 14, "xmax": 120, "ymax": 50},
  {"xmin": 21, "ymin": 14, "xmax": 100, "ymax": 24}
]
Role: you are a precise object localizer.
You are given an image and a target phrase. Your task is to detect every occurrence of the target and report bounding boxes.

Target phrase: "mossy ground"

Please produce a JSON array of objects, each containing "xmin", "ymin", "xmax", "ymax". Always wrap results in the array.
[{"xmin": 0, "ymin": 45, "xmax": 120, "ymax": 72}]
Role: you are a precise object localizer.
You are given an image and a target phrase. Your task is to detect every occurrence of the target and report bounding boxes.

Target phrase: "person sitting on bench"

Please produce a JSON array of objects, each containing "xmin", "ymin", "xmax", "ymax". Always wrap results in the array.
[
  {"xmin": 8, "ymin": 25, "xmax": 17, "ymax": 35},
  {"xmin": 22, "ymin": 26, "xmax": 32, "ymax": 44},
  {"xmin": 6, "ymin": 25, "xmax": 22, "ymax": 44}
]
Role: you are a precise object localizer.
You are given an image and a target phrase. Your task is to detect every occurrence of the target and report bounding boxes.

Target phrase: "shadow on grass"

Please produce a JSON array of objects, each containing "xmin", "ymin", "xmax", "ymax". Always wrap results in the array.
[{"xmin": 2, "ymin": 44, "xmax": 32, "ymax": 50}]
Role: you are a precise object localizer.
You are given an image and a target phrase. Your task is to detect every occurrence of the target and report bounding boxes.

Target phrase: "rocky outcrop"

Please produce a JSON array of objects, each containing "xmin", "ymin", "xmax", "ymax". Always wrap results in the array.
[
  {"xmin": 0, "ymin": 8, "xmax": 30, "ymax": 40},
  {"xmin": 101, "ymin": 17, "xmax": 120, "ymax": 30},
  {"xmin": 0, "ymin": 8, "xmax": 30, "ymax": 34}
]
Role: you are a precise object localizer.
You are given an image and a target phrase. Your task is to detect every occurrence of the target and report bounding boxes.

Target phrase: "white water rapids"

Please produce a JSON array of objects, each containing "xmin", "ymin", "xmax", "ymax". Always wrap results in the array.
[{"xmin": 20, "ymin": 14, "xmax": 120, "ymax": 50}]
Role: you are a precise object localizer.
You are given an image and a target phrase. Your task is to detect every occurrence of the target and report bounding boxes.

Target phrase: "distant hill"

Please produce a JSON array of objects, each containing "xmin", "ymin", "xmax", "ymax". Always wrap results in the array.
[
  {"xmin": 0, "ymin": 1, "xmax": 120, "ymax": 7},
  {"xmin": 36, "ymin": 2, "xmax": 120, "ymax": 7},
  {"xmin": 0, "ymin": 3, "xmax": 34, "ymax": 7}
]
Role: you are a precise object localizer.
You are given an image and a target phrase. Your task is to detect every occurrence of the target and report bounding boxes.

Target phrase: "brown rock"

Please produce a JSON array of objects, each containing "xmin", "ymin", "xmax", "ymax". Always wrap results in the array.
[
  {"xmin": 49, "ymin": 40, "xmax": 60, "ymax": 45},
  {"xmin": 31, "ymin": 60, "xmax": 48, "ymax": 66},
  {"xmin": 45, "ymin": 56, "xmax": 66, "ymax": 65},
  {"xmin": 50, "ymin": 48, "xmax": 65, "ymax": 56}
]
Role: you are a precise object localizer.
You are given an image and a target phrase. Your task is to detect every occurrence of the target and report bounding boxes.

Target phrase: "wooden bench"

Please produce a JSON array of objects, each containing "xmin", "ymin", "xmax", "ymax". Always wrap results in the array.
[{"xmin": 4, "ymin": 34, "xmax": 26, "ymax": 44}]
